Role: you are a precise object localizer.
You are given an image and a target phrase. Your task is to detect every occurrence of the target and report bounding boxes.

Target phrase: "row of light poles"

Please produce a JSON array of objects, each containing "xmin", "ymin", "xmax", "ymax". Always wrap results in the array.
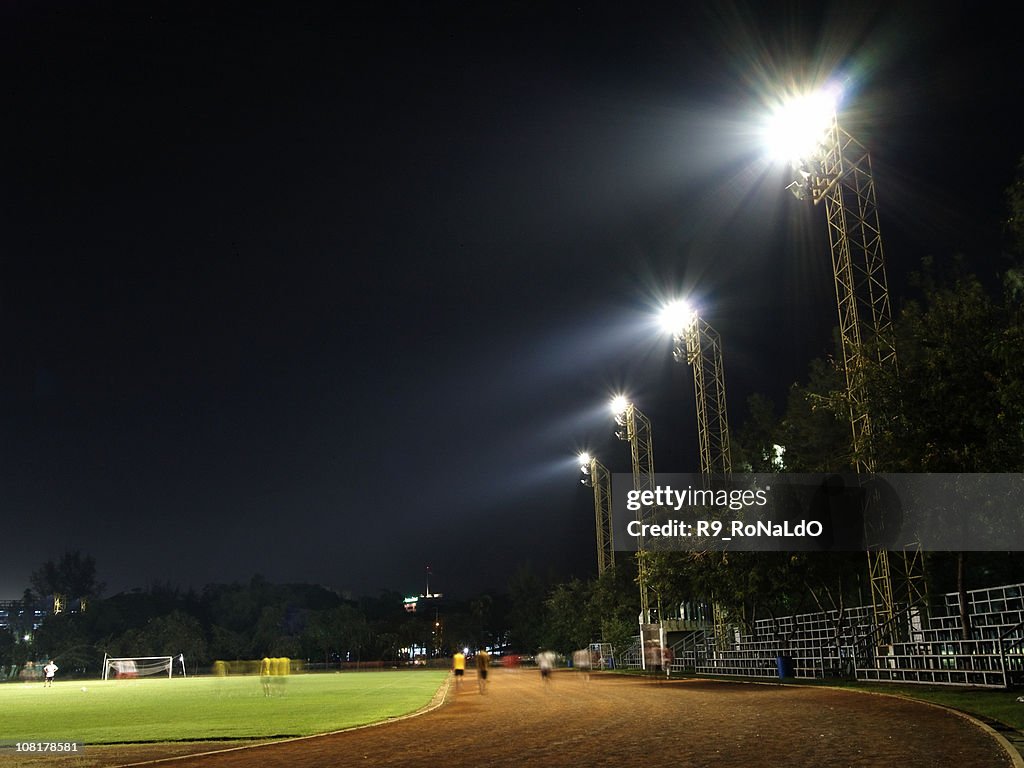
[{"xmin": 576, "ymin": 83, "xmax": 922, "ymax": 649}]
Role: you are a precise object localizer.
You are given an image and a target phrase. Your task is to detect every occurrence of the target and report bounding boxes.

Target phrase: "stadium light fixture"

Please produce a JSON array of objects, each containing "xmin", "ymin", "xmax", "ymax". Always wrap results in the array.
[
  {"xmin": 578, "ymin": 451, "xmax": 593, "ymax": 485},
  {"xmin": 610, "ymin": 395, "xmax": 634, "ymax": 442},
  {"xmin": 760, "ymin": 85, "xmax": 844, "ymax": 200},
  {"xmin": 609, "ymin": 395, "xmax": 629, "ymax": 418},
  {"xmin": 658, "ymin": 298, "xmax": 698, "ymax": 338},
  {"xmin": 761, "ymin": 86, "xmax": 840, "ymax": 165}
]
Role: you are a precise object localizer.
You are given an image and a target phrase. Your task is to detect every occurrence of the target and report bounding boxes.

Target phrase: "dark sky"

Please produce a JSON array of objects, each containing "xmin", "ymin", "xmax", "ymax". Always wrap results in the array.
[{"xmin": 1, "ymin": 1, "xmax": 1019, "ymax": 600}]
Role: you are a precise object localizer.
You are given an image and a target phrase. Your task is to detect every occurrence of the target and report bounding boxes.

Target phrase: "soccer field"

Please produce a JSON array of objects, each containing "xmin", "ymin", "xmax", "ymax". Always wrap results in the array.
[{"xmin": 0, "ymin": 670, "xmax": 448, "ymax": 744}]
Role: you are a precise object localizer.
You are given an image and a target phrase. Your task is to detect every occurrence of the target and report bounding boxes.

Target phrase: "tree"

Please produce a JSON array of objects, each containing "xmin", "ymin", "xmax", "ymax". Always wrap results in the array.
[
  {"xmin": 30, "ymin": 551, "xmax": 103, "ymax": 604},
  {"xmin": 252, "ymin": 604, "xmax": 300, "ymax": 658},
  {"xmin": 507, "ymin": 564, "xmax": 547, "ymax": 653},
  {"xmin": 733, "ymin": 394, "xmax": 784, "ymax": 473},
  {"xmin": 131, "ymin": 610, "xmax": 208, "ymax": 664},
  {"xmin": 31, "ymin": 612, "xmax": 94, "ymax": 671},
  {"xmin": 1004, "ymin": 155, "xmax": 1024, "ymax": 263},
  {"xmin": 857, "ymin": 259, "xmax": 1024, "ymax": 636},
  {"xmin": 776, "ymin": 357, "xmax": 851, "ymax": 473},
  {"xmin": 335, "ymin": 605, "xmax": 370, "ymax": 663},
  {"xmin": 587, "ymin": 564, "xmax": 641, "ymax": 654},
  {"xmin": 543, "ymin": 578, "xmax": 595, "ymax": 654},
  {"xmin": 865, "ymin": 262, "xmax": 1024, "ymax": 474}
]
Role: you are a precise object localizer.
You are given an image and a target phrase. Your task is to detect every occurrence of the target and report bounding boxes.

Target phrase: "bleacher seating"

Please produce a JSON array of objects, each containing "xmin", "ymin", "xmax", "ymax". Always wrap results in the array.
[{"xmin": 664, "ymin": 582, "xmax": 1024, "ymax": 687}]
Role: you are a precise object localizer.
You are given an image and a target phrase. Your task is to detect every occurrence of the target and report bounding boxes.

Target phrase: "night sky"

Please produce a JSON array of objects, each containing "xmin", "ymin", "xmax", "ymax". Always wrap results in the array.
[{"xmin": 1, "ymin": 1, "xmax": 1019, "ymax": 600}]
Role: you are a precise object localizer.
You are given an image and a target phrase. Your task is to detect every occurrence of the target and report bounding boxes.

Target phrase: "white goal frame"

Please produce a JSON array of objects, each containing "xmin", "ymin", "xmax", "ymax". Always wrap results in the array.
[{"xmin": 102, "ymin": 653, "xmax": 186, "ymax": 680}]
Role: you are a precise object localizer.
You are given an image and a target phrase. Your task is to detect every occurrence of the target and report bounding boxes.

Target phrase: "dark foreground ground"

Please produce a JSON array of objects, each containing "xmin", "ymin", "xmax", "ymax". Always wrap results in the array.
[{"xmin": 24, "ymin": 670, "xmax": 1018, "ymax": 768}]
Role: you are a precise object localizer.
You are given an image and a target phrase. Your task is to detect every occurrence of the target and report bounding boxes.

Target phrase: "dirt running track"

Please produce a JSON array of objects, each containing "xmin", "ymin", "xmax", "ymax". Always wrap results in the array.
[{"xmin": 90, "ymin": 671, "xmax": 1015, "ymax": 768}]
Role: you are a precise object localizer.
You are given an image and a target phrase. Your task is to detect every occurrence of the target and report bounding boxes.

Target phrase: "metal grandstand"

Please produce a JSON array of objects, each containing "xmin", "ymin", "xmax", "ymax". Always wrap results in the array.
[{"xmin": 651, "ymin": 582, "xmax": 1024, "ymax": 688}]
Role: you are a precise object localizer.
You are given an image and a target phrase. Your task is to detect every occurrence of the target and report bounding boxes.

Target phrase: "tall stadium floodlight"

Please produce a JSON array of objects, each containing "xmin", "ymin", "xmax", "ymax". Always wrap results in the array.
[
  {"xmin": 579, "ymin": 452, "xmax": 615, "ymax": 576},
  {"xmin": 611, "ymin": 396, "xmax": 657, "ymax": 636},
  {"xmin": 660, "ymin": 299, "xmax": 732, "ymax": 646},
  {"xmin": 660, "ymin": 300, "xmax": 732, "ymax": 487},
  {"xmin": 764, "ymin": 86, "xmax": 925, "ymax": 636}
]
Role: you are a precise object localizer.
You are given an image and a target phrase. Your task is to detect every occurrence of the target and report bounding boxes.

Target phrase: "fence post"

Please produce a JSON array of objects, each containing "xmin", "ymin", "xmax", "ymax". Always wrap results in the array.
[{"xmin": 998, "ymin": 635, "xmax": 1008, "ymax": 689}]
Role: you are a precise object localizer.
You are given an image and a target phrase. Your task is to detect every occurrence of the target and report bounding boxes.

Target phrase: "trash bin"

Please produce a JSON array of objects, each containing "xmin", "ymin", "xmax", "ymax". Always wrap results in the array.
[{"xmin": 775, "ymin": 655, "xmax": 794, "ymax": 678}]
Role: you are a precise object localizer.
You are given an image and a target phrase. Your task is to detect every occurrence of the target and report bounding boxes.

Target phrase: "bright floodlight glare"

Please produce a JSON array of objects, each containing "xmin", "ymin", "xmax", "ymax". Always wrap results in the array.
[
  {"xmin": 578, "ymin": 451, "xmax": 592, "ymax": 469},
  {"xmin": 610, "ymin": 395, "xmax": 629, "ymax": 416},
  {"xmin": 762, "ymin": 88, "xmax": 838, "ymax": 165},
  {"xmin": 659, "ymin": 299, "xmax": 697, "ymax": 335}
]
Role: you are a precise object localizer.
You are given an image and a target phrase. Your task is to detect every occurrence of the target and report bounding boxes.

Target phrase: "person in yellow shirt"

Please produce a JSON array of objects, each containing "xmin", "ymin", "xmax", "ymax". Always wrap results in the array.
[
  {"xmin": 452, "ymin": 650, "xmax": 466, "ymax": 690},
  {"xmin": 260, "ymin": 657, "xmax": 272, "ymax": 696}
]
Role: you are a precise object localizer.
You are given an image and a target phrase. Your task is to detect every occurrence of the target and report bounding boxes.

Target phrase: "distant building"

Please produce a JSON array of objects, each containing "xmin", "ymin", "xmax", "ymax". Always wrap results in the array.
[{"xmin": 0, "ymin": 599, "xmax": 48, "ymax": 635}]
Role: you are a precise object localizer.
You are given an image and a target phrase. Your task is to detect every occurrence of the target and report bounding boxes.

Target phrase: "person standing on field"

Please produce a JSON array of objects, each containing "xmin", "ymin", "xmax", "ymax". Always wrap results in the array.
[{"xmin": 43, "ymin": 659, "xmax": 58, "ymax": 687}]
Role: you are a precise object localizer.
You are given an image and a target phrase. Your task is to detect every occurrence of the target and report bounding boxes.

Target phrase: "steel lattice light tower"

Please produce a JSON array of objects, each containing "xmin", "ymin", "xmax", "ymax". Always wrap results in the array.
[
  {"xmin": 610, "ymin": 396, "xmax": 657, "ymax": 627},
  {"xmin": 766, "ymin": 88, "xmax": 926, "ymax": 635},
  {"xmin": 660, "ymin": 299, "xmax": 732, "ymax": 646},
  {"xmin": 661, "ymin": 300, "xmax": 733, "ymax": 486},
  {"xmin": 579, "ymin": 452, "xmax": 615, "ymax": 577}
]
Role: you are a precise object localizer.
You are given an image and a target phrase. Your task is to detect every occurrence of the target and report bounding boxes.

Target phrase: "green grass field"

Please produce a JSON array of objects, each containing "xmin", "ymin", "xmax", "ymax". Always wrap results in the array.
[{"xmin": 0, "ymin": 670, "xmax": 448, "ymax": 744}]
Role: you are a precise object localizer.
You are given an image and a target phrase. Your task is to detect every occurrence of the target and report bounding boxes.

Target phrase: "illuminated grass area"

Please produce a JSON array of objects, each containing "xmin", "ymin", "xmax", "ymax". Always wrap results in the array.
[{"xmin": 0, "ymin": 671, "xmax": 448, "ymax": 744}]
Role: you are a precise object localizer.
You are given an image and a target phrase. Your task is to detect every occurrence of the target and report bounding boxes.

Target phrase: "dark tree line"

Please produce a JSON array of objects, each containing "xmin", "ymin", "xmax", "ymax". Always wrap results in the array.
[
  {"xmin": 5, "ymin": 560, "xmax": 639, "ymax": 674},
  {"xmin": 5, "ymin": 573, "xmax": 513, "ymax": 675}
]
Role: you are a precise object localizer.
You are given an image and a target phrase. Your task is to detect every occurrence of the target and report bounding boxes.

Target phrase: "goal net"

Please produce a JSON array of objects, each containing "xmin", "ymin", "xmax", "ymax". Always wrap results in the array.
[{"xmin": 102, "ymin": 654, "xmax": 186, "ymax": 680}]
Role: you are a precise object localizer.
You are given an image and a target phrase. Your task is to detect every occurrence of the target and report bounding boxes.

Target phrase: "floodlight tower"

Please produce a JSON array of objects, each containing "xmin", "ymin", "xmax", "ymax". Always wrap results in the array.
[
  {"xmin": 660, "ymin": 299, "xmax": 732, "ymax": 646},
  {"xmin": 660, "ymin": 300, "xmax": 732, "ymax": 486},
  {"xmin": 766, "ymin": 88, "xmax": 925, "ymax": 634},
  {"xmin": 579, "ymin": 452, "xmax": 615, "ymax": 576},
  {"xmin": 610, "ymin": 396, "xmax": 657, "ymax": 625}
]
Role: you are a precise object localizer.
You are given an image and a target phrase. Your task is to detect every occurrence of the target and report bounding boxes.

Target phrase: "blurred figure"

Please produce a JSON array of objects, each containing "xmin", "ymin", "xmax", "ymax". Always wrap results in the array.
[
  {"xmin": 663, "ymin": 646, "xmax": 674, "ymax": 678},
  {"xmin": 452, "ymin": 650, "xmax": 466, "ymax": 690},
  {"xmin": 572, "ymin": 649, "xmax": 591, "ymax": 681},
  {"xmin": 503, "ymin": 653, "xmax": 521, "ymax": 673},
  {"xmin": 475, "ymin": 649, "xmax": 491, "ymax": 693},
  {"xmin": 644, "ymin": 642, "xmax": 663, "ymax": 674},
  {"xmin": 260, "ymin": 657, "xmax": 272, "ymax": 696},
  {"xmin": 537, "ymin": 649, "xmax": 556, "ymax": 683},
  {"xmin": 20, "ymin": 661, "xmax": 38, "ymax": 682},
  {"xmin": 274, "ymin": 657, "xmax": 291, "ymax": 696}
]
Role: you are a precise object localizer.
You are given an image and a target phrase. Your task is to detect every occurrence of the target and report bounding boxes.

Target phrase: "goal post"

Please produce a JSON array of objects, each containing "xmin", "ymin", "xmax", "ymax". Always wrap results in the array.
[{"xmin": 102, "ymin": 654, "xmax": 186, "ymax": 680}]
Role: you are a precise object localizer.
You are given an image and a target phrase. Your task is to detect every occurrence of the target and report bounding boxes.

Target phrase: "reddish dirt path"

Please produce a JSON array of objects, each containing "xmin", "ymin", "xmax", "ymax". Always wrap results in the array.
[{"xmin": 88, "ymin": 671, "xmax": 1014, "ymax": 768}]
